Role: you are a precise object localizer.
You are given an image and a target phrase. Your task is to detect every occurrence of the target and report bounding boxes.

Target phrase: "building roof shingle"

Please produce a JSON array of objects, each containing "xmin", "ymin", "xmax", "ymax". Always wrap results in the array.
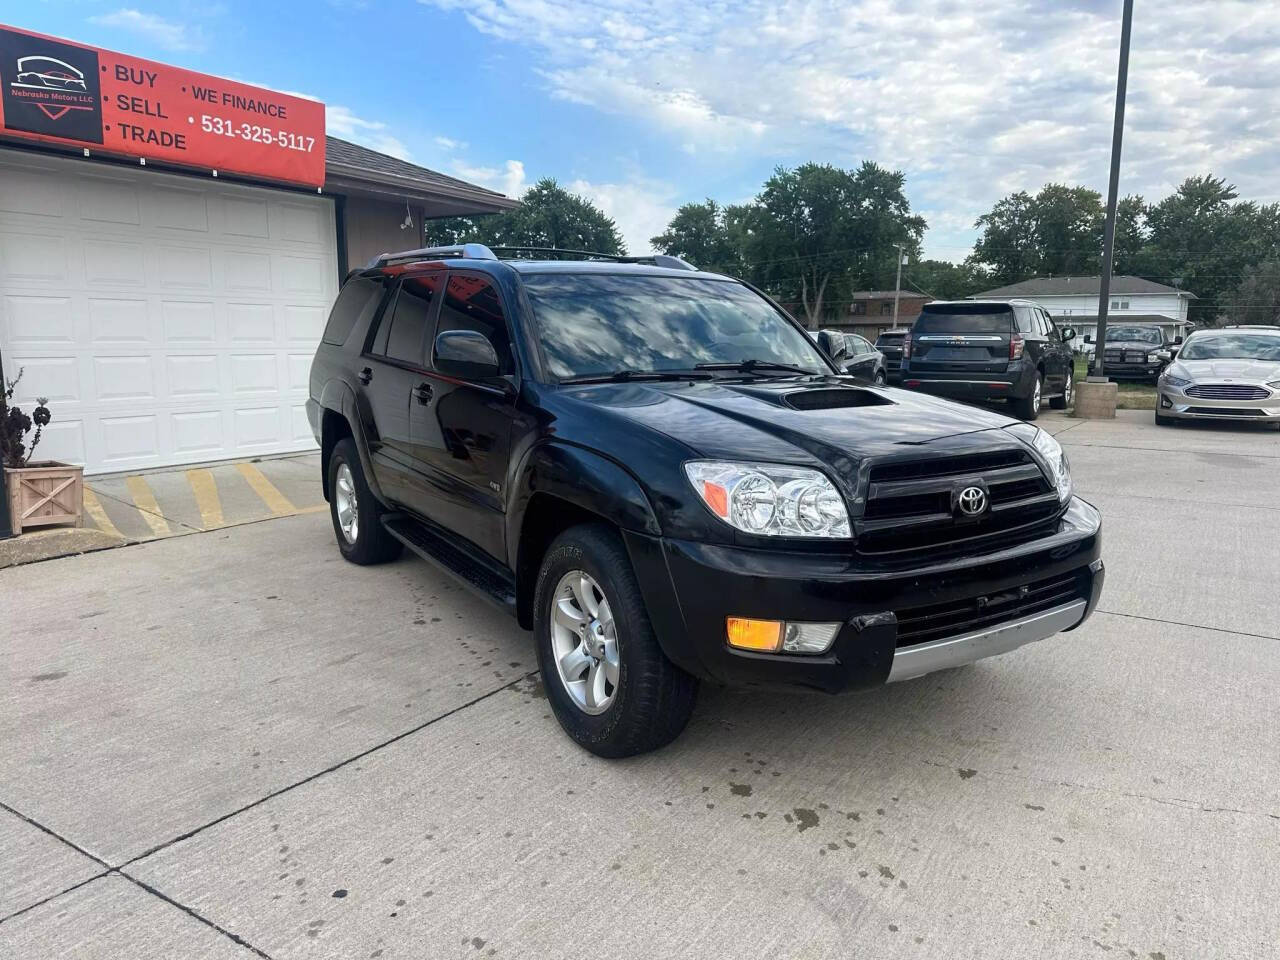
[
  {"xmin": 324, "ymin": 136, "xmax": 518, "ymax": 213},
  {"xmin": 972, "ymin": 276, "xmax": 1195, "ymax": 299}
]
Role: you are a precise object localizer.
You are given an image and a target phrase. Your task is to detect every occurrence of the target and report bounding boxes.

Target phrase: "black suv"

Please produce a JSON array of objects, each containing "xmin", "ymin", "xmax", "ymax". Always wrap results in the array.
[
  {"xmin": 308, "ymin": 246, "xmax": 1104, "ymax": 757},
  {"xmin": 900, "ymin": 300, "xmax": 1077, "ymax": 420},
  {"xmin": 874, "ymin": 328, "xmax": 910, "ymax": 383}
]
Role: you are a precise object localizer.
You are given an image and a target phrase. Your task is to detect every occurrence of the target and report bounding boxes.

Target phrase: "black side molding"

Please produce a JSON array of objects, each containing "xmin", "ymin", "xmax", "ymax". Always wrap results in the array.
[{"xmin": 381, "ymin": 513, "xmax": 518, "ymax": 615}]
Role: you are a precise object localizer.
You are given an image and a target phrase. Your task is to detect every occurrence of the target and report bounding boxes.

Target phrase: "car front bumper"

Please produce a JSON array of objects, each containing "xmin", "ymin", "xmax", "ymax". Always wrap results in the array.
[
  {"xmin": 1158, "ymin": 385, "xmax": 1280, "ymax": 422},
  {"xmin": 624, "ymin": 497, "xmax": 1104, "ymax": 693},
  {"xmin": 1102, "ymin": 361, "xmax": 1164, "ymax": 379}
]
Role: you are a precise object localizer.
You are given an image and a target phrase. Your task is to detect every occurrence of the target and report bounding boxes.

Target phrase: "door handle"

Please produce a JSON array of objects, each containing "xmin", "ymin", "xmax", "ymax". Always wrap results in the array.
[
  {"xmin": 415, "ymin": 382, "xmax": 434, "ymax": 405},
  {"xmin": 358, "ymin": 367, "xmax": 373, "ymax": 385}
]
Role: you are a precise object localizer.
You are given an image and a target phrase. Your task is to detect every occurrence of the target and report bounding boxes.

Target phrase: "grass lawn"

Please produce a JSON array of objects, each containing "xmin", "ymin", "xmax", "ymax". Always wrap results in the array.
[{"xmin": 1073, "ymin": 355, "xmax": 1156, "ymax": 409}]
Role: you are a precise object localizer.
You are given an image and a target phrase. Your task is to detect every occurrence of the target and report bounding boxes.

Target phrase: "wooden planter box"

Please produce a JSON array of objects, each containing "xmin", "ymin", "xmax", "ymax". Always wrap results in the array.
[{"xmin": 5, "ymin": 461, "xmax": 84, "ymax": 535}]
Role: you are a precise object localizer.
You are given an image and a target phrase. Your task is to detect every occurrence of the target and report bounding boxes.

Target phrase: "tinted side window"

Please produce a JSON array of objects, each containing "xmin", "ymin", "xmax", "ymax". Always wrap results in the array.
[
  {"xmin": 436, "ymin": 274, "xmax": 513, "ymax": 374},
  {"xmin": 323, "ymin": 277, "xmax": 383, "ymax": 346},
  {"xmin": 384, "ymin": 274, "xmax": 443, "ymax": 365},
  {"xmin": 1013, "ymin": 305, "xmax": 1036, "ymax": 334}
]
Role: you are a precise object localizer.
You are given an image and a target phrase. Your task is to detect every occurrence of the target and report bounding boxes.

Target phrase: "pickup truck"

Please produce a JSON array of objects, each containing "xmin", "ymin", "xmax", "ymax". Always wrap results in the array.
[{"xmin": 307, "ymin": 244, "xmax": 1104, "ymax": 757}]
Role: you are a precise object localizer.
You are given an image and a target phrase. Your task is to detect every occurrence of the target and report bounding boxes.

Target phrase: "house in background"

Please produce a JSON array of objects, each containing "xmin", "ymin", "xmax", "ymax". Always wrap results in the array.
[
  {"xmin": 970, "ymin": 276, "xmax": 1196, "ymax": 346},
  {"xmin": 831, "ymin": 290, "xmax": 932, "ymax": 340}
]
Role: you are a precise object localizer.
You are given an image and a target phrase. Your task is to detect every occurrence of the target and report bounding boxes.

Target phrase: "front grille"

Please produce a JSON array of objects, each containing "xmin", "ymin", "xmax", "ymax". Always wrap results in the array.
[
  {"xmin": 1185, "ymin": 384, "xmax": 1269, "ymax": 400},
  {"xmin": 1104, "ymin": 348, "xmax": 1148, "ymax": 364},
  {"xmin": 895, "ymin": 570, "xmax": 1090, "ymax": 648},
  {"xmin": 858, "ymin": 448, "xmax": 1062, "ymax": 558}
]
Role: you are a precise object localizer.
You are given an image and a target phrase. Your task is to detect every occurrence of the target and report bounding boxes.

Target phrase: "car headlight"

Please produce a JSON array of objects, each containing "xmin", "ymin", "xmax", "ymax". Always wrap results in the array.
[
  {"xmin": 1268, "ymin": 379, "xmax": 1280, "ymax": 390},
  {"xmin": 1162, "ymin": 373, "xmax": 1192, "ymax": 389},
  {"xmin": 1004, "ymin": 424, "xmax": 1072, "ymax": 503},
  {"xmin": 684, "ymin": 461, "xmax": 851, "ymax": 539}
]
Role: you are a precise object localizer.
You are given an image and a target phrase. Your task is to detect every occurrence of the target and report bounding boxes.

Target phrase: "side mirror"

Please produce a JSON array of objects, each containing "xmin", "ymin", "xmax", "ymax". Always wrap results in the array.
[
  {"xmin": 1060, "ymin": 327, "xmax": 1076, "ymax": 342},
  {"xmin": 1155, "ymin": 350, "xmax": 1171, "ymax": 362},
  {"xmin": 1173, "ymin": 337, "xmax": 1184, "ymax": 346},
  {"xmin": 434, "ymin": 330, "xmax": 501, "ymax": 380}
]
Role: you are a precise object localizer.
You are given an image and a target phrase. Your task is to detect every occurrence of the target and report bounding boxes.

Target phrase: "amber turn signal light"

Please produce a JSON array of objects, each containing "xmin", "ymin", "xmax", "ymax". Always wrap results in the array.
[{"xmin": 726, "ymin": 617, "xmax": 784, "ymax": 652}]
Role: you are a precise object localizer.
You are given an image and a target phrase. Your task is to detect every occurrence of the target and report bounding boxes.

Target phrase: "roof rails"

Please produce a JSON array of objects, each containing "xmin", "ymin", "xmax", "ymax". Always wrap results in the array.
[
  {"xmin": 1222, "ymin": 324, "xmax": 1280, "ymax": 330},
  {"xmin": 488, "ymin": 246, "xmax": 697, "ymax": 270},
  {"xmin": 368, "ymin": 243, "xmax": 698, "ymax": 271},
  {"xmin": 368, "ymin": 243, "xmax": 498, "ymax": 268}
]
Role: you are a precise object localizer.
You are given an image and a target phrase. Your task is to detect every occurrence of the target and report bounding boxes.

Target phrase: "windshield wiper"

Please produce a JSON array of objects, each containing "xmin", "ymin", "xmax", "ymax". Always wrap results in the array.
[
  {"xmin": 560, "ymin": 369, "xmax": 714, "ymax": 385},
  {"xmin": 694, "ymin": 359, "xmax": 817, "ymax": 376}
]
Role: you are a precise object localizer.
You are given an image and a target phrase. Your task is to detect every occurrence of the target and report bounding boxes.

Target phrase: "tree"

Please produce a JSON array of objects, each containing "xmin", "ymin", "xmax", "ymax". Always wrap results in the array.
[
  {"xmin": 427, "ymin": 178, "xmax": 626, "ymax": 255},
  {"xmin": 1111, "ymin": 194, "xmax": 1148, "ymax": 276},
  {"xmin": 967, "ymin": 184, "xmax": 1104, "ymax": 285},
  {"xmin": 650, "ymin": 199, "xmax": 749, "ymax": 275},
  {"xmin": 744, "ymin": 162, "xmax": 924, "ymax": 327},
  {"xmin": 906, "ymin": 259, "xmax": 990, "ymax": 300},
  {"xmin": 1226, "ymin": 260, "xmax": 1280, "ymax": 326}
]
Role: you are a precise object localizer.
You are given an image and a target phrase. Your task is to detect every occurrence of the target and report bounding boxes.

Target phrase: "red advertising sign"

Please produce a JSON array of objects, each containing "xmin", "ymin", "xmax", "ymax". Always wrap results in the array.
[{"xmin": 0, "ymin": 23, "xmax": 325, "ymax": 187}]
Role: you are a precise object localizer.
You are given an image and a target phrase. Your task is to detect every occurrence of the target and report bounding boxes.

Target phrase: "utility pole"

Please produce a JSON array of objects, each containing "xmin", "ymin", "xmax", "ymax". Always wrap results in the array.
[
  {"xmin": 891, "ymin": 244, "xmax": 906, "ymax": 329},
  {"xmin": 1091, "ymin": 0, "xmax": 1134, "ymax": 381}
]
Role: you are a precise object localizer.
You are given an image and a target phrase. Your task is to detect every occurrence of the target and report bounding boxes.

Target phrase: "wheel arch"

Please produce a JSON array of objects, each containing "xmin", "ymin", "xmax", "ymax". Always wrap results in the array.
[
  {"xmin": 318, "ymin": 379, "xmax": 386, "ymax": 504},
  {"xmin": 508, "ymin": 443, "xmax": 661, "ymax": 630}
]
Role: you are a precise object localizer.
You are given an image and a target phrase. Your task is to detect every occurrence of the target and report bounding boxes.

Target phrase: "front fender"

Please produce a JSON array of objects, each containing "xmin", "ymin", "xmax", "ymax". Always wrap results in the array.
[
  {"xmin": 319, "ymin": 379, "xmax": 388, "ymax": 506},
  {"xmin": 506, "ymin": 441, "xmax": 660, "ymax": 570}
]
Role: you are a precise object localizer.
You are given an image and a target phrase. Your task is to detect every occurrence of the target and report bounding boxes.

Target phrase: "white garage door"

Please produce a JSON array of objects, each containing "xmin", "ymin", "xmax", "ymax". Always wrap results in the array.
[{"xmin": 0, "ymin": 148, "xmax": 336, "ymax": 475}]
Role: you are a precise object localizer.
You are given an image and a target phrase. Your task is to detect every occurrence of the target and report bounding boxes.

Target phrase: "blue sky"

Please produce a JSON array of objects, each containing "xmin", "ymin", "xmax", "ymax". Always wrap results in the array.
[{"xmin": 9, "ymin": 2, "xmax": 1280, "ymax": 261}]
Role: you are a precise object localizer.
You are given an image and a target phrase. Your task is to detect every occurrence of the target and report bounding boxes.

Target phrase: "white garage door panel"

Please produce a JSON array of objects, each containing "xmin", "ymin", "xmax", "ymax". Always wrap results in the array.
[{"xmin": 0, "ymin": 149, "xmax": 336, "ymax": 475}]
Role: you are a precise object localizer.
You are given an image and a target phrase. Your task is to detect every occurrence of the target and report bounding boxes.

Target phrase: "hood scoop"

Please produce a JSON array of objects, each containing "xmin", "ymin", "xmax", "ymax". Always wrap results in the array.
[{"xmin": 782, "ymin": 387, "xmax": 894, "ymax": 411}]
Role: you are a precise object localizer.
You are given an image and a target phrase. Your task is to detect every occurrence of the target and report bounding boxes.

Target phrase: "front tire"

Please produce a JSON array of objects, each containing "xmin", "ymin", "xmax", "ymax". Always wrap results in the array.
[
  {"xmin": 1050, "ymin": 373, "xmax": 1073, "ymax": 410},
  {"xmin": 1013, "ymin": 372, "xmax": 1042, "ymax": 421},
  {"xmin": 874, "ymin": 369, "xmax": 886, "ymax": 385},
  {"xmin": 1155, "ymin": 409, "xmax": 1175, "ymax": 427},
  {"xmin": 328, "ymin": 437, "xmax": 402, "ymax": 565},
  {"xmin": 534, "ymin": 524, "xmax": 698, "ymax": 758}
]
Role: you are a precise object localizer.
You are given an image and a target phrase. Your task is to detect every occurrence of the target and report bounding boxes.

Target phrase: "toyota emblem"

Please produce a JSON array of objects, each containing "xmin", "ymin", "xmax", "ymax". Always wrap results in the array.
[{"xmin": 956, "ymin": 485, "xmax": 988, "ymax": 517}]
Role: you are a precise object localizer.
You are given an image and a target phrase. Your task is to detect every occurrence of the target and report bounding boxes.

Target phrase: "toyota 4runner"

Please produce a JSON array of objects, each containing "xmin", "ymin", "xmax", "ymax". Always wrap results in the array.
[{"xmin": 307, "ymin": 245, "xmax": 1104, "ymax": 757}]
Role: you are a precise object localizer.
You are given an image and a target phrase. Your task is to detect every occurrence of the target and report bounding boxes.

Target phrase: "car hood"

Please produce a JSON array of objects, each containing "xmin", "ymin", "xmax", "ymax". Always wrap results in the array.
[
  {"xmin": 559, "ymin": 377, "xmax": 1029, "ymax": 480},
  {"xmin": 1172, "ymin": 358, "xmax": 1280, "ymax": 381},
  {"xmin": 1105, "ymin": 338, "xmax": 1162, "ymax": 349}
]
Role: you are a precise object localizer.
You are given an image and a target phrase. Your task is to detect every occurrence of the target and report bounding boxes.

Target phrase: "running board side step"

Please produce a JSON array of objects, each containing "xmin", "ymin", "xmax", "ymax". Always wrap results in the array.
[{"xmin": 381, "ymin": 513, "xmax": 517, "ymax": 614}]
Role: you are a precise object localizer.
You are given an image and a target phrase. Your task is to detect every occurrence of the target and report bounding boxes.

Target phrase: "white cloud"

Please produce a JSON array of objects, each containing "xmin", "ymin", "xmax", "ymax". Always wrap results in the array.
[
  {"xmin": 567, "ymin": 177, "xmax": 679, "ymax": 255},
  {"xmin": 434, "ymin": 136, "xmax": 466, "ymax": 150},
  {"xmin": 450, "ymin": 159, "xmax": 529, "ymax": 198},
  {"xmin": 420, "ymin": 0, "xmax": 1280, "ymax": 257},
  {"xmin": 326, "ymin": 105, "xmax": 412, "ymax": 161},
  {"xmin": 89, "ymin": 9, "xmax": 201, "ymax": 52}
]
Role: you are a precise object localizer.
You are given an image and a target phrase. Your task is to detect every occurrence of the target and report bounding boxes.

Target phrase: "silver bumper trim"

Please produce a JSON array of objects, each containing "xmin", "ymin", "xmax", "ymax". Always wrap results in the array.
[{"xmin": 887, "ymin": 600, "xmax": 1088, "ymax": 683}]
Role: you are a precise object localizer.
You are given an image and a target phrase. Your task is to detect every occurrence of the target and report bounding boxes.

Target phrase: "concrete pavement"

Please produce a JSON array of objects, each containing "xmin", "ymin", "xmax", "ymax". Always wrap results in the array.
[{"xmin": 2, "ymin": 410, "xmax": 1278, "ymax": 959}]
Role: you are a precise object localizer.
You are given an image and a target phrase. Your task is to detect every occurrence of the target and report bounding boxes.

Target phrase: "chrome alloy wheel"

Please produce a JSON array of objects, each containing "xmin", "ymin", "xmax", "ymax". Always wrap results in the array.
[
  {"xmin": 1063, "ymin": 376, "xmax": 1073, "ymax": 407},
  {"xmin": 550, "ymin": 570, "xmax": 620, "ymax": 715},
  {"xmin": 1033, "ymin": 375, "xmax": 1042, "ymax": 409},
  {"xmin": 334, "ymin": 462, "xmax": 359, "ymax": 544}
]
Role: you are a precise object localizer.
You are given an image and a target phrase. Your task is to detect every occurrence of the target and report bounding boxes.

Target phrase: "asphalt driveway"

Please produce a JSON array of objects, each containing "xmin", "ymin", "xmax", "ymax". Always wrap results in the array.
[{"xmin": 2, "ymin": 411, "xmax": 1278, "ymax": 959}]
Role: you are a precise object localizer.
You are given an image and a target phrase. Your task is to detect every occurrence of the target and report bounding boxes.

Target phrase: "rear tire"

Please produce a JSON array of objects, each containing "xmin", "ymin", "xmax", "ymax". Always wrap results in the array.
[
  {"xmin": 328, "ymin": 437, "xmax": 402, "ymax": 565},
  {"xmin": 1013, "ymin": 372, "xmax": 1042, "ymax": 421},
  {"xmin": 874, "ymin": 369, "xmax": 886, "ymax": 385},
  {"xmin": 534, "ymin": 524, "xmax": 698, "ymax": 758}
]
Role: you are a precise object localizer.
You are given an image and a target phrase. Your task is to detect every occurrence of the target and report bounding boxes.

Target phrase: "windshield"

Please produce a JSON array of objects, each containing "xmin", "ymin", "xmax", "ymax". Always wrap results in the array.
[
  {"xmin": 522, "ymin": 274, "xmax": 829, "ymax": 380},
  {"xmin": 1106, "ymin": 326, "xmax": 1162, "ymax": 344},
  {"xmin": 1179, "ymin": 332, "xmax": 1280, "ymax": 361},
  {"xmin": 875, "ymin": 333, "xmax": 904, "ymax": 345},
  {"xmin": 913, "ymin": 309, "xmax": 1013, "ymax": 335}
]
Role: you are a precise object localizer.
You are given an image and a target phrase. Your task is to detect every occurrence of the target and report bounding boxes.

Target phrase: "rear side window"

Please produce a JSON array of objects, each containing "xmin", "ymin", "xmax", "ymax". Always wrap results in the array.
[
  {"xmin": 384, "ymin": 274, "xmax": 443, "ymax": 365},
  {"xmin": 322, "ymin": 277, "xmax": 383, "ymax": 346},
  {"xmin": 914, "ymin": 307, "xmax": 1014, "ymax": 335},
  {"xmin": 436, "ymin": 274, "xmax": 513, "ymax": 375}
]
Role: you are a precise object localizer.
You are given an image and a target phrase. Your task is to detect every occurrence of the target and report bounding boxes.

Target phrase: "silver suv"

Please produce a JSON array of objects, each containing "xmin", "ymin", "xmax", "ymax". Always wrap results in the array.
[{"xmin": 1156, "ymin": 326, "xmax": 1280, "ymax": 427}]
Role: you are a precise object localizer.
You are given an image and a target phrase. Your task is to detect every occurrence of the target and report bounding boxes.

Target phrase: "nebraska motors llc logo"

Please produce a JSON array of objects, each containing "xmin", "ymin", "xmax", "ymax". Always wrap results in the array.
[{"xmin": 0, "ymin": 27, "xmax": 103, "ymax": 143}]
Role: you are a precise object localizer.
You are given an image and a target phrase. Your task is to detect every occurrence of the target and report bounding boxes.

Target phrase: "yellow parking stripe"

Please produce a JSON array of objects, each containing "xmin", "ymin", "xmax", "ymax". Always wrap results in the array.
[
  {"xmin": 236, "ymin": 462, "xmax": 296, "ymax": 516},
  {"xmin": 186, "ymin": 468, "xmax": 224, "ymax": 530},
  {"xmin": 124, "ymin": 476, "xmax": 172, "ymax": 538},
  {"xmin": 82, "ymin": 487, "xmax": 123, "ymax": 539}
]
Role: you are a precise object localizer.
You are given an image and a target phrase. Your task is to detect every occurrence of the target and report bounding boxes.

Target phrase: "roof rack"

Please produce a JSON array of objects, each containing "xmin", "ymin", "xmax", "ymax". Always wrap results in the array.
[
  {"xmin": 488, "ymin": 246, "xmax": 697, "ymax": 270},
  {"xmin": 369, "ymin": 243, "xmax": 698, "ymax": 272},
  {"xmin": 368, "ymin": 243, "xmax": 498, "ymax": 268}
]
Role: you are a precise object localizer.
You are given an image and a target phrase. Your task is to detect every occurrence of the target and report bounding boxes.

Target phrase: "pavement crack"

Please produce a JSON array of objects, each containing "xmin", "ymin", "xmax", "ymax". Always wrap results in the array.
[
  {"xmin": 119, "ymin": 870, "xmax": 276, "ymax": 959},
  {"xmin": 920, "ymin": 759, "xmax": 1280, "ymax": 822},
  {"xmin": 118, "ymin": 672, "xmax": 535, "ymax": 870},
  {"xmin": 1095, "ymin": 608, "xmax": 1280, "ymax": 643},
  {"xmin": 0, "ymin": 870, "xmax": 112, "ymax": 926},
  {"xmin": 0, "ymin": 799, "xmax": 111, "ymax": 869}
]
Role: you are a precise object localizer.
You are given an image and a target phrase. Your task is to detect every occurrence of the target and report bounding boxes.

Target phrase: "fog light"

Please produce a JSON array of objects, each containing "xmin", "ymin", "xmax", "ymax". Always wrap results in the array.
[
  {"xmin": 1161, "ymin": 395, "xmax": 1173, "ymax": 409},
  {"xmin": 726, "ymin": 618, "xmax": 840, "ymax": 655}
]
